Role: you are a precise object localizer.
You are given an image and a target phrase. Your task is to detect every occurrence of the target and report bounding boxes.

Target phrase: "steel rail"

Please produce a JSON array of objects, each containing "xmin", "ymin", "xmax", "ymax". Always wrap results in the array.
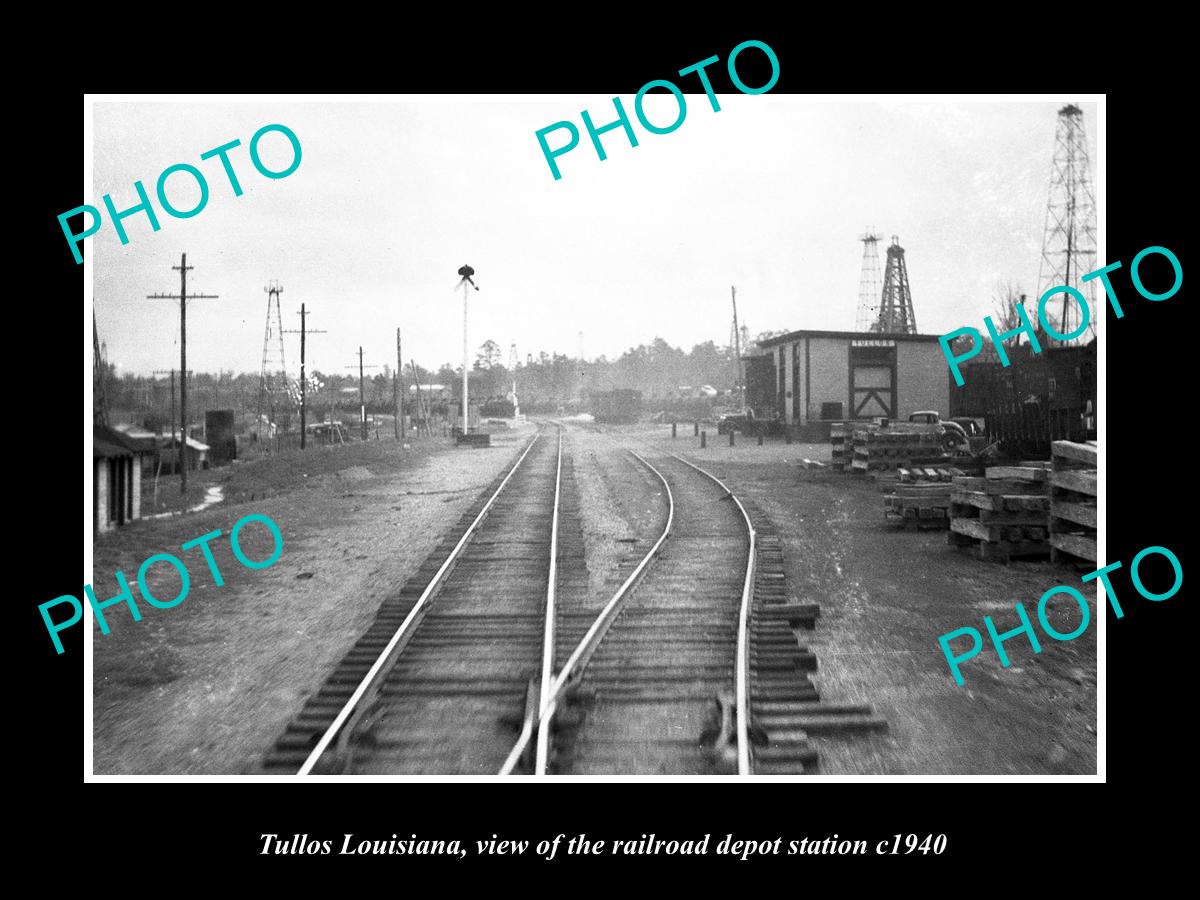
[
  {"xmin": 499, "ymin": 448, "xmax": 674, "ymax": 775},
  {"xmin": 666, "ymin": 451, "xmax": 757, "ymax": 776},
  {"xmin": 296, "ymin": 429, "xmax": 545, "ymax": 776},
  {"xmin": 534, "ymin": 429, "xmax": 563, "ymax": 773}
]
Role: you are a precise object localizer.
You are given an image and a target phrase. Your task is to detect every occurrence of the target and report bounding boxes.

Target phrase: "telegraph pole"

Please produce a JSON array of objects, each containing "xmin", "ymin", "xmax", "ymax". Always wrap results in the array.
[
  {"xmin": 148, "ymin": 253, "xmax": 217, "ymax": 494},
  {"xmin": 153, "ymin": 368, "xmax": 193, "ymax": 477},
  {"xmin": 395, "ymin": 328, "xmax": 405, "ymax": 441},
  {"xmin": 283, "ymin": 304, "xmax": 326, "ymax": 450},
  {"xmin": 731, "ymin": 285, "xmax": 743, "ymax": 410},
  {"xmin": 346, "ymin": 347, "xmax": 379, "ymax": 441}
]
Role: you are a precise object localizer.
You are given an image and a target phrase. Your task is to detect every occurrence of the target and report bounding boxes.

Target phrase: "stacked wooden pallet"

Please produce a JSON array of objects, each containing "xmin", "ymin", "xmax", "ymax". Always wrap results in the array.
[
  {"xmin": 830, "ymin": 423, "xmax": 850, "ymax": 471},
  {"xmin": 834, "ymin": 422, "xmax": 881, "ymax": 471},
  {"xmin": 948, "ymin": 464, "xmax": 1052, "ymax": 562},
  {"xmin": 850, "ymin": 428, "xmax": 948, "ymax": 474},
  {"xmin": 1048, "ymin": 440, "xmax": 1097, "ymax": 565},
  {"xmin": 876, "ymin": 464, "xmax": 964, "ymax": 494},
  {"xmin": 885, "ymin": 480, "xmax": 954, "ymax": 530}
]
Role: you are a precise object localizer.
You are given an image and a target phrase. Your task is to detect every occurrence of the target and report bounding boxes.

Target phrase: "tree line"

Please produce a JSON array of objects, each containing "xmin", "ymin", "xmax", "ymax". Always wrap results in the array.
[{"xmin": 101, "ymin": 333, "xmax": 784, "ymax": 426}]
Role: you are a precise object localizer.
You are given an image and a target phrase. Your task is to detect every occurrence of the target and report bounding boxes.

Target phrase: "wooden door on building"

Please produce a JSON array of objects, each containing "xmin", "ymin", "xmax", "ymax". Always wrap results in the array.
[
  {"xmin": 850, "ymin": 343, "xmax": 897, "ymax": 419},
  {"xmin": 777, "ymin": 353, "xmax": 787, "ymax": 420}
]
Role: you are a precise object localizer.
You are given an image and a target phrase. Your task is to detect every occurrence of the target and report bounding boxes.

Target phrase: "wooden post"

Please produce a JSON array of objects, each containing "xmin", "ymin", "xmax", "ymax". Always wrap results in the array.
[{"xmin": 395, "ymin": 328, "xmax": 405, "ymax": 441}]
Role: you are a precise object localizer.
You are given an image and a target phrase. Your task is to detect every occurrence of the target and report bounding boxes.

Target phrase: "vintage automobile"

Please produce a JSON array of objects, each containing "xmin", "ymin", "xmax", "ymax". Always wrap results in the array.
[
  {"xmin": 717, "ymin": 411, "xmax": 756, "ymax": 435},
  {"xmin": 908, "ymin": 410, "xmax": 969, "ymax": 450}
]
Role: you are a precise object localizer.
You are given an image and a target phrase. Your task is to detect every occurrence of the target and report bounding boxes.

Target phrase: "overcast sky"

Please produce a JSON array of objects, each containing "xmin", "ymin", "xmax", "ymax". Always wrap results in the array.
[{"xmin": 92, "ymin": 98, "xmax": 1098, "ymax": 377}]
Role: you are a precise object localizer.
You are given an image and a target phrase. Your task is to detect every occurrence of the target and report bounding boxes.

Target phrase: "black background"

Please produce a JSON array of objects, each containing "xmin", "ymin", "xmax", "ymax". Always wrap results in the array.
[{"xmin": 20, "ymin": 22, "xmax": 1187, "ymax": 880}]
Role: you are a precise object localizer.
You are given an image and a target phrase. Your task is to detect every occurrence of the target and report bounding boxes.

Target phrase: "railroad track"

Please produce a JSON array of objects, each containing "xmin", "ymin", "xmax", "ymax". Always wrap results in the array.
[
  {"xmin": 521, "ymin": 424, "xmax": 887, "ymax": 775},
  {"xmin": 264, "ymin": 426, "xmax": 573, "ymax": 774},
  {"xmin": 540, "ymin": 452, "xmax": 752, "ymax": 774},
  {"xmin": 264, "ymin": 421, "xmax": 883, "ymax": 775}
]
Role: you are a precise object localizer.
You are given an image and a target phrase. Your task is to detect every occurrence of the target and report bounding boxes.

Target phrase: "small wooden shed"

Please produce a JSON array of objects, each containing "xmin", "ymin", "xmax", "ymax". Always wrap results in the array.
[{"xmin": 93, "ymin": 425, "xmax": 149, "ymax": 533}]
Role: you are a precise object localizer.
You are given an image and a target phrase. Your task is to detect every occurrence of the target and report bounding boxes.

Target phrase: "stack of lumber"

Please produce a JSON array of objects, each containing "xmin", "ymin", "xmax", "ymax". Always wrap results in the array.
[
  {"xmin": 850, "ymin": 428, "xmax": 948, "ymax": 474},
  {"xmin": 830, "ymin": 423, "xmax": 850, "ymax": 471},
  {"xmin": 875, "ymin": 465, "xmax": 964, "ymax": 494},
  {"xmin": 885, "ymin": 480, "xmax": 954, "ymax": 530},
  {"xmin": 1048, "ymin": 440, "xmax": 1097, "ymax": 565},
  {"xmin": 948, "ymin": 463, "xmax": 1052, "ymax": 562},
  {"xmin": 836, "ymin": 422, "xmax": 881, "ymax": 471}
]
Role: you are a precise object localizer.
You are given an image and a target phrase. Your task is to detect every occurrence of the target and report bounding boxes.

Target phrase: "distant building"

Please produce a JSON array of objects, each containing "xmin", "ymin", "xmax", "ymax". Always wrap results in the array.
[
  {"xmin": 205, "ymin": 409, "xmax": 237, "ymax": 466},
  {"xmin": 757, "ymin": 329, "xmax": 951, "ymax": 437},
  {"xmin": 113, "ymin": 422, "xmax": 210, "ymax": 473},
  {"xmin": 94, "ymin": 425, "xmax": 151, "ymax": 533},
  {"xmin": 111, "ymin": 422, "xmax": 159, "ymax": 474},
  {"xmin": 156, "ymin": 430, "xmax": 210, "ymax": 473},
  {"xmin": 743, "ymin": 355, "xmax": 776, "ymax": 419},
  {"xmin": 950, "ymin": 340, "xmax": 1096, "ymax": 449},
  {"xmin": 410, "ymin": 383, "xmax": 453, "ymax": 402}
]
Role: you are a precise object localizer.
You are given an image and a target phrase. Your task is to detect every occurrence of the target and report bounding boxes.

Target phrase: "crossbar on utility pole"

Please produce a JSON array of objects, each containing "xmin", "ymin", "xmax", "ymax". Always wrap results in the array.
[
  {"xmin": 283, "ymin": 304, "xmax": 326, "ymax": 450},
  {"xmin": 148, "ymin": 253, "xmax": 217, "ymax": 494}
]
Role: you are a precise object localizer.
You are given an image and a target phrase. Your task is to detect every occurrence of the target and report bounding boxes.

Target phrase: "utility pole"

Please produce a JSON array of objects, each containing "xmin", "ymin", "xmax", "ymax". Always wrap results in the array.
[
  {"xmin": 410, "ymin": 360, "xmax": 429, "ymax": 437},
  {"xmin": 283, "ymin": 303, "xmax": 325, "ymax": 450},
  {"xmin": 731, "ymin": 285, "xmax": 743, "ymax": 410},
  {"xmin": 153, "ymin": 368, "xmax": 192, "ymax": 479},
  {"xmin": 148, "ymin": 253, "xmax": 217, "ymax": 494},
  {"xmin": 346, "ymin": 347, "xmax": 379, "ymax": 441},
  {"xmin": 395, "ymin": 328, "xmax": 405, "ymax": 441}
]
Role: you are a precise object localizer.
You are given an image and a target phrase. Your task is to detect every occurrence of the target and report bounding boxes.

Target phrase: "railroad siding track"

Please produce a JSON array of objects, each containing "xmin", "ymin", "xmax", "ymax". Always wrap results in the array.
[
  {"xmin": 553, "ymin": 455, "xmax": 748, "ymax": 775},
  {"xmin": 741, "ymin": 499, "xmax": 889, "ymax": 774},
  {"xmin": 263, "ymin": 431, "xmax": 561, "ymax": 774}
]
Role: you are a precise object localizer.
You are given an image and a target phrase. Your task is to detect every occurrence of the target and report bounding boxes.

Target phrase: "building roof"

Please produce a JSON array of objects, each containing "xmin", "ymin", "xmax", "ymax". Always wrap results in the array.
[
  {"xmin": 93, "ymin": 424, "xmax": 145, "ymax": 458},
  {"xmin": 160, "ymin": 431, "xmax": 210, "ymax": 452},
  {"xmin": 756, "ymin": 328, "xmax": 946, "ymax": 348},
  {"xmin": 111, "ymin": 422, "xmax": 159, "ymax": 452}
]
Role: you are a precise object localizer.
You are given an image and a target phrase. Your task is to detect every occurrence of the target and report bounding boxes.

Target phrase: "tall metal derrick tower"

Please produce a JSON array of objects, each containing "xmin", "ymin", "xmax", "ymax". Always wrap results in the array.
[
  {"xmin": 1036, "ymin": 104, "xmax": 1097, "ymax": 343},
  {"xmin": 855, "ymin": 230, "xmax": 884, "ymax": 331},
  {"xmin": 257, "ymin": 280, "xmax": 290, "ymax": 431},
  {"xmin": 874, "ymin": 236, "xmax": 918, "ymax": 334}
]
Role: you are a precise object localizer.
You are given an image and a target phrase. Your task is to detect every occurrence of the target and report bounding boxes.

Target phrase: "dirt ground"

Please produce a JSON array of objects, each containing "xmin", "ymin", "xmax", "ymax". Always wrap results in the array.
[
  {"xmin": 610, "ymin": 424, "xmax": 1097, "ymax": 775},
  {"xmin": 91, "ymin": 425, "xmax": 532, "ymax": 774},
  {"xmin": 92, "ymin": 419, "xmax": 1096, "ymax": 776}
]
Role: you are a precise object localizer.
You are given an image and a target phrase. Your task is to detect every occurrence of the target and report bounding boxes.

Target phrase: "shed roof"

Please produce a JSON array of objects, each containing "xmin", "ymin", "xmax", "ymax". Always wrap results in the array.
[
  {"xmin": 757, "ymin": 329, "xmax": 945, "ymax": 348},
  {"xmin": 111, "ymin": 422, "xmax": 158, "ymax": 452},
  {"xmin": 93, "ymin": 424, "xmax": 143, "ymax": 458}
]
